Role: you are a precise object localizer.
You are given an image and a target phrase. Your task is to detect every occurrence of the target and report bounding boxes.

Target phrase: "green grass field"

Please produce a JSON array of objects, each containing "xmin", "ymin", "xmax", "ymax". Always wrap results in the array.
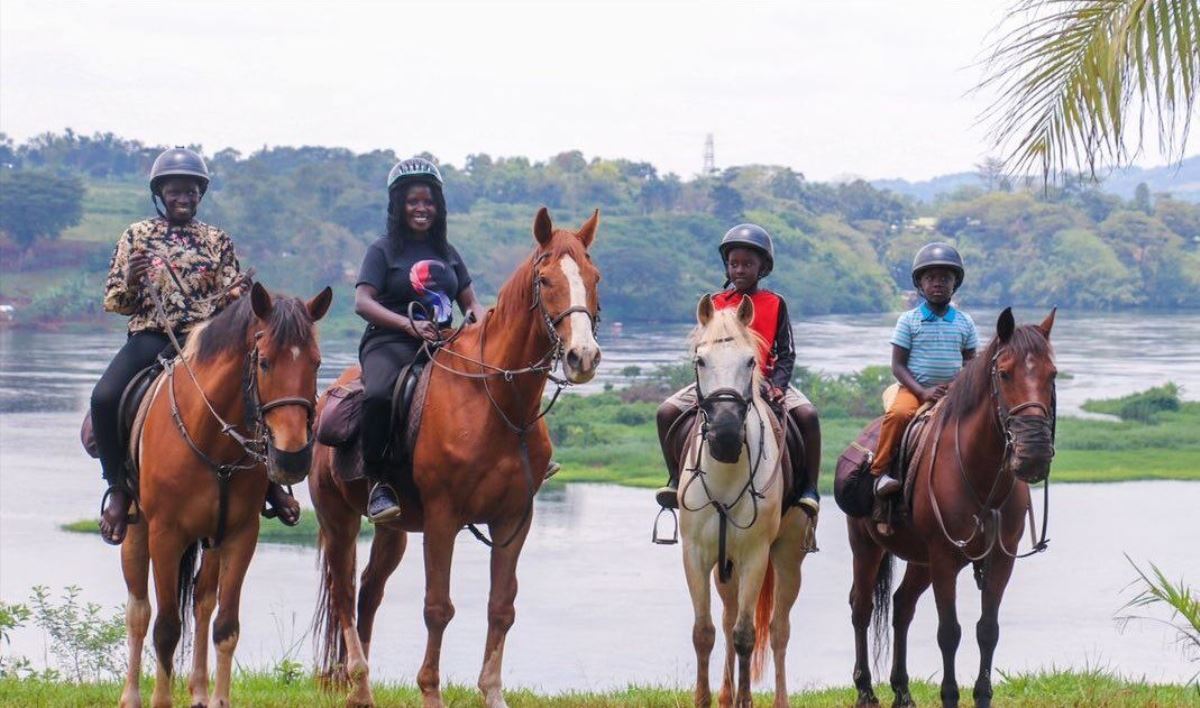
[{"xmin": 1, "ymin": 669, "xmax": 1195, "ymax": 707}]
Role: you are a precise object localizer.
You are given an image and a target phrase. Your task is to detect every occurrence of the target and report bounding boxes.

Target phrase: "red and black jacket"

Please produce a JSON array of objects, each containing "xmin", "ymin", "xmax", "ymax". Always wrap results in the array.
[{"xmin": 711, "ymin": 288, "xmax": 795, "ymax": 390}]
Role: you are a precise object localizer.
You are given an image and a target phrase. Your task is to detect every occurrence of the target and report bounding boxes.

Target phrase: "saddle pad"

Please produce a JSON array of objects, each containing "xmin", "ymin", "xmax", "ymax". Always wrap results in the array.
[
  {"xmin": 326, "ymin": 364, "xmax": 433, "ymax": 484},
  {"xmin": 125, "ymin": 373, "xmax": 167, "ymax": 486},
  {"xmin": 835, "ymin": 416, "xmax": 882, "ymax": 518},
  {"xmin": 315, "ymin": 378, "xmax": 365, "ymax": 447}
]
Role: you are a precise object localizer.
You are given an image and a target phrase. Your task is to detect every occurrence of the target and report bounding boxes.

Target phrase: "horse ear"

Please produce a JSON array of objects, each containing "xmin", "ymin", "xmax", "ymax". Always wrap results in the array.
[
  {"xmin": 1039, "ymin": 307, "xmax": 1057, "ymax": 338},
  {"xmin": 696, "ymin": 294, "xmax": 714, "ymax": 326},
  {"xmin": 736, "ymin": 294, "xmax": 755, "ymax": 326},
  {"xmin": 251, "ymin": 282, "xmax": 273, "ymax": 320},
  {"xmin": 996, "ymin": 307, "xmax": 1015, "ymax": 343},
  {"xmin": 576, "ymin": 209, "xmax": 599, "ymax": 249},
  {"xmin": 307, "ymin": 286, "xmax": 333, "ymax": 322},
  {"xmin": 534, "ymin": 207, "xmax": 553, "ymax": 246}
]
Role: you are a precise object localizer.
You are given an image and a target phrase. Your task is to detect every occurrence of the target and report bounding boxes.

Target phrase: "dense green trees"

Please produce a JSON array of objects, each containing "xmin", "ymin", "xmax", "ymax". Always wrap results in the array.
[
  {"xmin": 1, "ymin": 130, "xmax": 1198, "ymax": 320},
  {"xmin": 0, "ymin": 170, "xmax": 84, "ymax": 250}
]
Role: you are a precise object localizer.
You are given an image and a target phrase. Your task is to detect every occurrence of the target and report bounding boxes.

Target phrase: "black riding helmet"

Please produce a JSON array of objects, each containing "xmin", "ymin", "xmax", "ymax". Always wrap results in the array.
[
  {"xmin": 911, "ymin": 242, "xmax": 965, "ymax": 290},
  {"xmin": 387, "ymin": 157, "xmax": 443, "ymax": 192},
  {"xmin": 149, "ymin": 147, "xmax": 209, "ymax": 218},
  {"xmin": 718, "ymin": 223, "xmax": 775, "ymax": 277}
]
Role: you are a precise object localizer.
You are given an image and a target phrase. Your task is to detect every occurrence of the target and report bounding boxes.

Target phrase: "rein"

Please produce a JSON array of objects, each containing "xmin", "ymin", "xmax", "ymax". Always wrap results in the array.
[
  {"xmin": 421, "ymin": 251, "xmax": 599, "ymax": 549},
  {"xmin": 926, "ymin": 347, "xmax": 1055, "ymax": 561},
  {"xmin": 146, "ymin": 267, "xmax": 314, "ymax": 549},
  {"xmin": 679, "ymin": 344, "xmax": 778, "ymax": 582}
]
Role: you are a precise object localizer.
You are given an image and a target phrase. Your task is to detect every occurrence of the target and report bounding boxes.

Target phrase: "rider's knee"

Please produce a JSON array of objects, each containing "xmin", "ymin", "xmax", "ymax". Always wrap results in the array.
[
  {"xmin": 793, "ymin": 403, "xmax": 819, "ymax": 431},
  {"xmin": 656, "ymin": 403, "xmax": 681, "ymax": 433}
]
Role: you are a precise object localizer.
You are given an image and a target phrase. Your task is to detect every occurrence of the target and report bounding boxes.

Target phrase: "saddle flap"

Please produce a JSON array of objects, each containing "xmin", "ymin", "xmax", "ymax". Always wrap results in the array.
[
  {"xmin": 79, "ymin": 363, "xmax": 164, "ymax": 461},
  {"xmin": 315, "ymin": 378, "xmax": 365, "ymax": 447}
]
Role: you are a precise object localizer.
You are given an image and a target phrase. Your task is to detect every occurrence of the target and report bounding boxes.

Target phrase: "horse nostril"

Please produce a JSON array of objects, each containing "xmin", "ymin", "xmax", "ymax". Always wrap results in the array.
[{"xmin": 566, "ymin": 350, "xmax": 582, "ymax": 370}]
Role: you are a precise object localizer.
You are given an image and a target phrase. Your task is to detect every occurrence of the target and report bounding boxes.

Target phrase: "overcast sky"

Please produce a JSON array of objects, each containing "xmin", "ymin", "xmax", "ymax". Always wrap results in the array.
[{"xmin": 1, "ymin": 0, "xmax": 1193, "ymax": 181}]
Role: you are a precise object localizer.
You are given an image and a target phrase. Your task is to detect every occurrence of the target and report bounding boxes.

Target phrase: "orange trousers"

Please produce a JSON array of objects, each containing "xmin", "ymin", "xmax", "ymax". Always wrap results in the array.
[{"xmin": 869, "ymin": 385, "xmax": 921, "ymax": 476}]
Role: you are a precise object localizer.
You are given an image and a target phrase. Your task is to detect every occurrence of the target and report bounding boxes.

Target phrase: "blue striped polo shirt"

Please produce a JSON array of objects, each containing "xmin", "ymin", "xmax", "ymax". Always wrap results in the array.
[{"xmin": 890, "ymin": 303, "xmax": 980, "ymax": 386}]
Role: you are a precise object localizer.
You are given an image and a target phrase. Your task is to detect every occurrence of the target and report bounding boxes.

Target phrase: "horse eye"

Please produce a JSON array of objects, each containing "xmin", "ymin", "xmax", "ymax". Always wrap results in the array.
[
  {"xmin": 259, "ymin": 359, "xmax": 269, "ymax": 371},
  {"xmin": 746, "ymin": 358, "xmax": 755, "ymax": 369},
  {"xmin": 696, "ymin": 357, "xmax": 706, "ymax": 367},
  {"xmin": 999, "ymin": 370, "xmax": 1011, "ymax": 380}
]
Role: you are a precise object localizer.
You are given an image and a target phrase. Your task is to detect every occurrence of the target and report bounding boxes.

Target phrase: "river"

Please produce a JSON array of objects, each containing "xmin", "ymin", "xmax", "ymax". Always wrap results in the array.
[{"xmin": 1, "ymin": 310, "xmax": 1197, "ymax": 690}]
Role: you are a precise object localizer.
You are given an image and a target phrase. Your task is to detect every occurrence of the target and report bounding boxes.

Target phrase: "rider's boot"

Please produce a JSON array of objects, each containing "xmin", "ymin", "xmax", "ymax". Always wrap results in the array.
[
  {"xmin": 655, "ymin": 476, "xmax": 679, "ymax": 509},
  {"xmin": 545, "ymin": 459, "xmax": 562, "ymax": 480},
  {"xmin": 367, "ymin": 481, "xmax": 402, "ymax": 524},
  {"xmin": 655, "ymin": 402, "xmax": 684, "ymax": 509}
]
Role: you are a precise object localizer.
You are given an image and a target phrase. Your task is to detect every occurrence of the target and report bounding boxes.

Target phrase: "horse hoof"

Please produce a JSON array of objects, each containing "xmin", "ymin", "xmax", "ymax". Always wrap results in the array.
[{"xmin": 856, "ymin": 693, "xmax": 880, "ymax": 707}]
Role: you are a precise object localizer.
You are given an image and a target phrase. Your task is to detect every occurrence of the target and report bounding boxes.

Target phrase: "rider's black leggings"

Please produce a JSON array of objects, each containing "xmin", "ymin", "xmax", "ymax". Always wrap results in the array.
[
  {"xmin": 91, "ymin": 330, "xmax": 174, "ymax": 485},
  {"xmin": 359, "ymin": 338, "xmax": 421, "ymax": 477}
]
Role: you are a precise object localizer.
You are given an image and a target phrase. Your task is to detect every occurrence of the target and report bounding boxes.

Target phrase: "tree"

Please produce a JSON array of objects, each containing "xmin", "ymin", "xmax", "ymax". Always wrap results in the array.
[
  {"xmin": 1134, "ymin": 181, "xmax": 1154, "ymax": 214},
  {"xmin": 981, "ymin": 0, "xmax": 1200, "ymax": 180},
  {"xmin": 710, "ymin": 184, "xmax": 745, "ymax": 222},
  {"xmin": 0, "ymin": 170, "xmax": 84, "ymax": 250}
]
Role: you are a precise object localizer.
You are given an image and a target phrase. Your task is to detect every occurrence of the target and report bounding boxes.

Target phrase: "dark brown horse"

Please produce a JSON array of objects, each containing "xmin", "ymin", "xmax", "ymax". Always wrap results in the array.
[
  {"xmin": 847, "ymin": 308, "xmax": 1057, "ymax": 708},
  {"xmin": 310, "ymin": 208, "xmax": 602, "ymax": 707},
  {"xmin": 119, "ymin": 283, "xmax": 331, "ymax": 708}
]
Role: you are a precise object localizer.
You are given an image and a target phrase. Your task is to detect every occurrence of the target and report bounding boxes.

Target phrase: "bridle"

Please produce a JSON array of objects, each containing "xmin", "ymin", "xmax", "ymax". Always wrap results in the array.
[
  {"xmin": 423, "ymin": 249, "xmax": 601, "ymax": 549},
  {"xmin": 146, "ymin": 270, "xmax": 317, "ymax": 549},
  {"xmin": 927, "ymin": 345, "xmax": 1056, "ymax": 561},
  {"xmin": 677, "ymin": 340, "xmax": 778, "ymax": 582}
]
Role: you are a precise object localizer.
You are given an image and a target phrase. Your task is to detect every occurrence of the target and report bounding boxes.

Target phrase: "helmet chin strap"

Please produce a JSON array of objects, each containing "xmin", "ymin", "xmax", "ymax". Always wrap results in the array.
[{"xmin": 152, "ymin": 189, "xmax": 167, "ymax": 219}]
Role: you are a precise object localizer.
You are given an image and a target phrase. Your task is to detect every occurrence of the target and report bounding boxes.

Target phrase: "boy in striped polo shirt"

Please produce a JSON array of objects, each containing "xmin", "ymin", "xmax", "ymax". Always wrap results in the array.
[{"xmin": 872, "ymin": 243, "xmax": 979, "ymax": 497}]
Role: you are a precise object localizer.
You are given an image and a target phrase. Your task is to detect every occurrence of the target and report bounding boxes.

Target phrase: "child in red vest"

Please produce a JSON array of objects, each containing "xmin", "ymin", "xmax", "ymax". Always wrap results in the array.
[{"xmin": 654, "ymin": 224, "xmax": 821, "ymax": 516}]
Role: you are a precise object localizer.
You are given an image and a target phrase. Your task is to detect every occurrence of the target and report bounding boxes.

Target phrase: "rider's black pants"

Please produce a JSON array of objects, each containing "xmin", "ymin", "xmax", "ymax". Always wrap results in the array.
[
  {"xmin": 91, "ymin": 330, "xmax": 174, "ymax": 486},
  {"xmin": 359, "ymin": 337, "xmax": 421, "ymax": 477}
]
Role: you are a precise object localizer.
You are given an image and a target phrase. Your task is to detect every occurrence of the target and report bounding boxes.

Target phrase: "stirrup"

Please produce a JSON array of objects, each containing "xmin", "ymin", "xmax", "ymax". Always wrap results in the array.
[
  {"xmin": 651, "ymin": 507, "xmax": 678, "ymax": 545},
  {"xmin": 367, "ymin": 483, "xmax": 402, "ymax": 525}
]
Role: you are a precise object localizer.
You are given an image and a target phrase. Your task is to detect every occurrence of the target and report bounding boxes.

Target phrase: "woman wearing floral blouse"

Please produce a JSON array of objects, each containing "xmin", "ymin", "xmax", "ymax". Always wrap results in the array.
[{"xmin": 92, "ymin": 147, "xmax": 298, "ymax": 544}]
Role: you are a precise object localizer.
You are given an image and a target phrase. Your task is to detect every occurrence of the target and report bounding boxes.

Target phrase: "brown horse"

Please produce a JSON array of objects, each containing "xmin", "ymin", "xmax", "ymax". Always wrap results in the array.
[
  {"xmin": 847, "ymin": 308, "xmax": 1057, "ymax": 708},
  {"xmin": 310, "ymin": 207, "xmax": 602, "ymax": 708},
  {"xmin": 118, "ymin": 283, "xmax": 331, "ymax": 708}
]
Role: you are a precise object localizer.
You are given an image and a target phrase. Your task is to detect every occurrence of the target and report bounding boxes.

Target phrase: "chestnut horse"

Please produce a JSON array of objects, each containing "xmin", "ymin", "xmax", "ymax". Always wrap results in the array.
[
  {"xmin": 677, "ymin": 294, "xmax": 814, "ymax": 708},
  {"xmin": 847, "ymin": 308, "xmax": 1056, "ymax": 708},
  {"xmin": 310, "ymin": 207, "xmax": 602, "ymax": 707},
  {"xmin": 118, "ymin": 283, "xmax": 331, "ymax": 708}
]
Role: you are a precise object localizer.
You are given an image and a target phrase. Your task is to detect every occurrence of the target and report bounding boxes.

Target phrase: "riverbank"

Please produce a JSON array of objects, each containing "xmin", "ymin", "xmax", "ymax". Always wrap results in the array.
[{"xmin": 1, "ymin": 669, "xmax": 1195, "ymax": 707}]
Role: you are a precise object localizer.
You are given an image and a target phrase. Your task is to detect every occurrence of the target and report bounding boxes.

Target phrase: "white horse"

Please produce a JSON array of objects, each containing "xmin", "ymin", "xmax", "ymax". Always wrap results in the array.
[{"xmin": 675, "ymin": 294, "xmax": 814, "ymax": 708}]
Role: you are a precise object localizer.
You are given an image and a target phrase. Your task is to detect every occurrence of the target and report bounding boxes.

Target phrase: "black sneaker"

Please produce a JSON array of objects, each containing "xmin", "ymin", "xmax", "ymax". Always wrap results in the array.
[
  {"xmin": 367, "ymin": 483, "xmax": 402, "ymax": 524},
  {"xmin": 797, "ymin": 488, "xmax": 820, "ymax": 516},
  {"xmin": 655, "ymin": 479, "xmax": 679, "ymax": 509}
]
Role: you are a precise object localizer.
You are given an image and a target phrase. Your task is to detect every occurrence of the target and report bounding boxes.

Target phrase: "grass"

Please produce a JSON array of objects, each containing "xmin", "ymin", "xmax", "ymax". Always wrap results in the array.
[
  {"xmin": 61, "ymin": 510, "xmax": 371, "ymax": 546},
  {"xmin": 0, "ymin": 669, "xmax": 1195, "ymax": 707},
  {"xmin": 59, "ymin": 179, "xmax": 145, "ymax": 244}
]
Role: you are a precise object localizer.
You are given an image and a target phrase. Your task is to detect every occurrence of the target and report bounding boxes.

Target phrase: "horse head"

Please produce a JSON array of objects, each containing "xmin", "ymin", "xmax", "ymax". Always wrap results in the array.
[
  {"xmin": 531, "ymin": 207, "xmax": 602, "ymax": 384},
  {"xmin": 991, "ymin": 307, "xmax": 1057, "ymax": 483},
  {"xmin": 248, "ymin": 282, "xmax": 333, "ymax": 484},
  {"xmin": 692, "ymin": 294, "xmax": 759, "ymax": 464}
]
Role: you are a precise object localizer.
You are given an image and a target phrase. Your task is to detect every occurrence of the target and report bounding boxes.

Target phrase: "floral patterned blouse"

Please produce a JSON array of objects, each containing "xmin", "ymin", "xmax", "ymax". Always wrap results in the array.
[{"xmin": 103, "ymin": 218, "xmax": 242, "ymax": 334}]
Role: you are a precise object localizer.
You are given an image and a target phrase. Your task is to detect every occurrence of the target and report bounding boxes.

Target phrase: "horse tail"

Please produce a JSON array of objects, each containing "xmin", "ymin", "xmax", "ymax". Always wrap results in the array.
[
  {"xmin": 871, "ymin": 551, "xmax": 893, "ymax": 669},
  {"xmin": 175, "ymin": 540, "xmax": 200, "ymax": 670},
  {"xmin": 751, "ymin": 558, "xmax": 775, "ymax": 681},
  {"xmin": 312, "ymin": 523, "xmax": 347, "ymax": 683}
]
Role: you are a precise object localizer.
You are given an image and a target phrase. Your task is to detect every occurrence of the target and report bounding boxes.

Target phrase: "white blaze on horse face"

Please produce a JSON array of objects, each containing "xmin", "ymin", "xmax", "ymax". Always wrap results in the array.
[
  {"xmin": 559, "ymin": 256, "xmax": 599, "ymax": 354},
  {"xmin": 291, "ymin": 346, "xmax": 301, "ymax": 361}
]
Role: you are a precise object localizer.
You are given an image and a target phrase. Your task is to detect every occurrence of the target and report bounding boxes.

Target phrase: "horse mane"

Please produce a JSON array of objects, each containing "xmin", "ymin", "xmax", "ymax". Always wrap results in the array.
[
  {"xmin": 183, "ymin": 294, "xmax": 314, "ymax": 364},
  {"xmin": 689, "ymin": 306, "xmax": 766, "ymax": 390},
  {"xmin": 488, "ymin": 230, "xmax": 586, "ymax": 326},
  {"xmin": 942, "ymin": 323, "xmax": 1053, "ymax": 419}
]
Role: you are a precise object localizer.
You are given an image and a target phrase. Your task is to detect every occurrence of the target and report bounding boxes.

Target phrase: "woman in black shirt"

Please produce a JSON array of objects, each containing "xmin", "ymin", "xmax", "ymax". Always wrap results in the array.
[{"xmin": 354, "ymin": 157, "xmax": 486, "ymax": 522}]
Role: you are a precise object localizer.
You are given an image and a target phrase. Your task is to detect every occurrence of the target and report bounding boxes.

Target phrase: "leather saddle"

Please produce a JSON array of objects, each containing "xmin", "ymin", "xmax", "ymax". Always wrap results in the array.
[
  {"xmin": 315, "ymin": 358, "xmax": 431, "ymax": 483},
  {"xmin": 80, "ymin": 361, "xmax": 166, "ymax": 484},
  {"xmin": 835, "ymin": 401, "xmax": 938, "ymax": 520}
]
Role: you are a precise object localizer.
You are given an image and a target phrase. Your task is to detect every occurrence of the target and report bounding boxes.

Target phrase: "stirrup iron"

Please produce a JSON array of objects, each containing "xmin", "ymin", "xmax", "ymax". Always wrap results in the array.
[{"xmin": 651, "ymin": 507, "xmax": 678, "ymax": 545}]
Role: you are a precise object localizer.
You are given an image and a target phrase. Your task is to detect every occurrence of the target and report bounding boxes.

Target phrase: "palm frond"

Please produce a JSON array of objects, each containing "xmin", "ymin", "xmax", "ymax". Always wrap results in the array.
[
  {"xmin": 1115, "ymin": 553, "xmax": 1200, "ymax": 676},
  {"xmin": 979, "ymin": 0, "xmax": 1200, "ymax": 182}
]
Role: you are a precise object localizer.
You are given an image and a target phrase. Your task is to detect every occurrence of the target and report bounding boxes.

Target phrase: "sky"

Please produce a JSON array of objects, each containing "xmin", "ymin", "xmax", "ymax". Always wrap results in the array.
[{"xmin": 1, "ymin": 0, "xmax": 1194, "ymax": 182}]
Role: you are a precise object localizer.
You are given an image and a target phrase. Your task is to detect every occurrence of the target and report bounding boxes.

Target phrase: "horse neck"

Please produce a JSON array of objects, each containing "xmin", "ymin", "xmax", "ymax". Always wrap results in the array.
[
  {"xmin": 945, "ymin": 395, "xmax": 1009, "ymax": 497},
  {"xmin": 472, "ymin": 272, "xmax": 554, "ymax": 420},
  {"xmin": 175, "ymin": 346, "xmax": 249, "ymax": 450}
]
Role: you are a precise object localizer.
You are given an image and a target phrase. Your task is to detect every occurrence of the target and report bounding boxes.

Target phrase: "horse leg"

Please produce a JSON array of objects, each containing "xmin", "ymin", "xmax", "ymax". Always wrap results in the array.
[
  {"xmin": 930, "ymin": 555, "xmax": 964, "ymax": 708},
  {"xmin": 714, "ymin": 574, "xmax": 737, "ymax": 708},
  {"xmin": 973, "ymin": 556, "xmax": 1014, "ymax": 708},
  {"xmin": 314, "ymin": 494, "xmax": 370, "ymax": 705},
  {"xmin": 768, "ymin": 511, "xmax": 810, "ymax": 708},
  {"xmin": 416, "ymin": 511, "xmax": 459, "ymax": 708},
  {"xmin": 149, "ymin": 530, "xmax": 191, "ymax": 708},
  {"xmin": 188, "ymin": 549, "xmax": 220, "ymax": 706},
  {"xmin": 849, "ymin": 522, "xmax": 884, "ymax": 706},
  {"xmin": 730, "ymin": 548, "xmax": 770, "ymax": 708},
  {"xmin": 210, "ymin": 529, "xmax": 258, "ymax": 708},
  {"xmin": 477, "ymin": 515, "xmax": 533, "ymax": 708},
  {"xmin": 890, "ymin": 562, "xmax": 931, "ymax": 708},
  {"xmin": 120, "ymin": 519, "xmax": 151, "ymax": 708},
  {"xmin": 351, "ymin": 525, "xmax": 405, "ymax": 706},
  {"xmin": 683, "ymin": 543, "xmax": 716, "ymax": 707}
]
